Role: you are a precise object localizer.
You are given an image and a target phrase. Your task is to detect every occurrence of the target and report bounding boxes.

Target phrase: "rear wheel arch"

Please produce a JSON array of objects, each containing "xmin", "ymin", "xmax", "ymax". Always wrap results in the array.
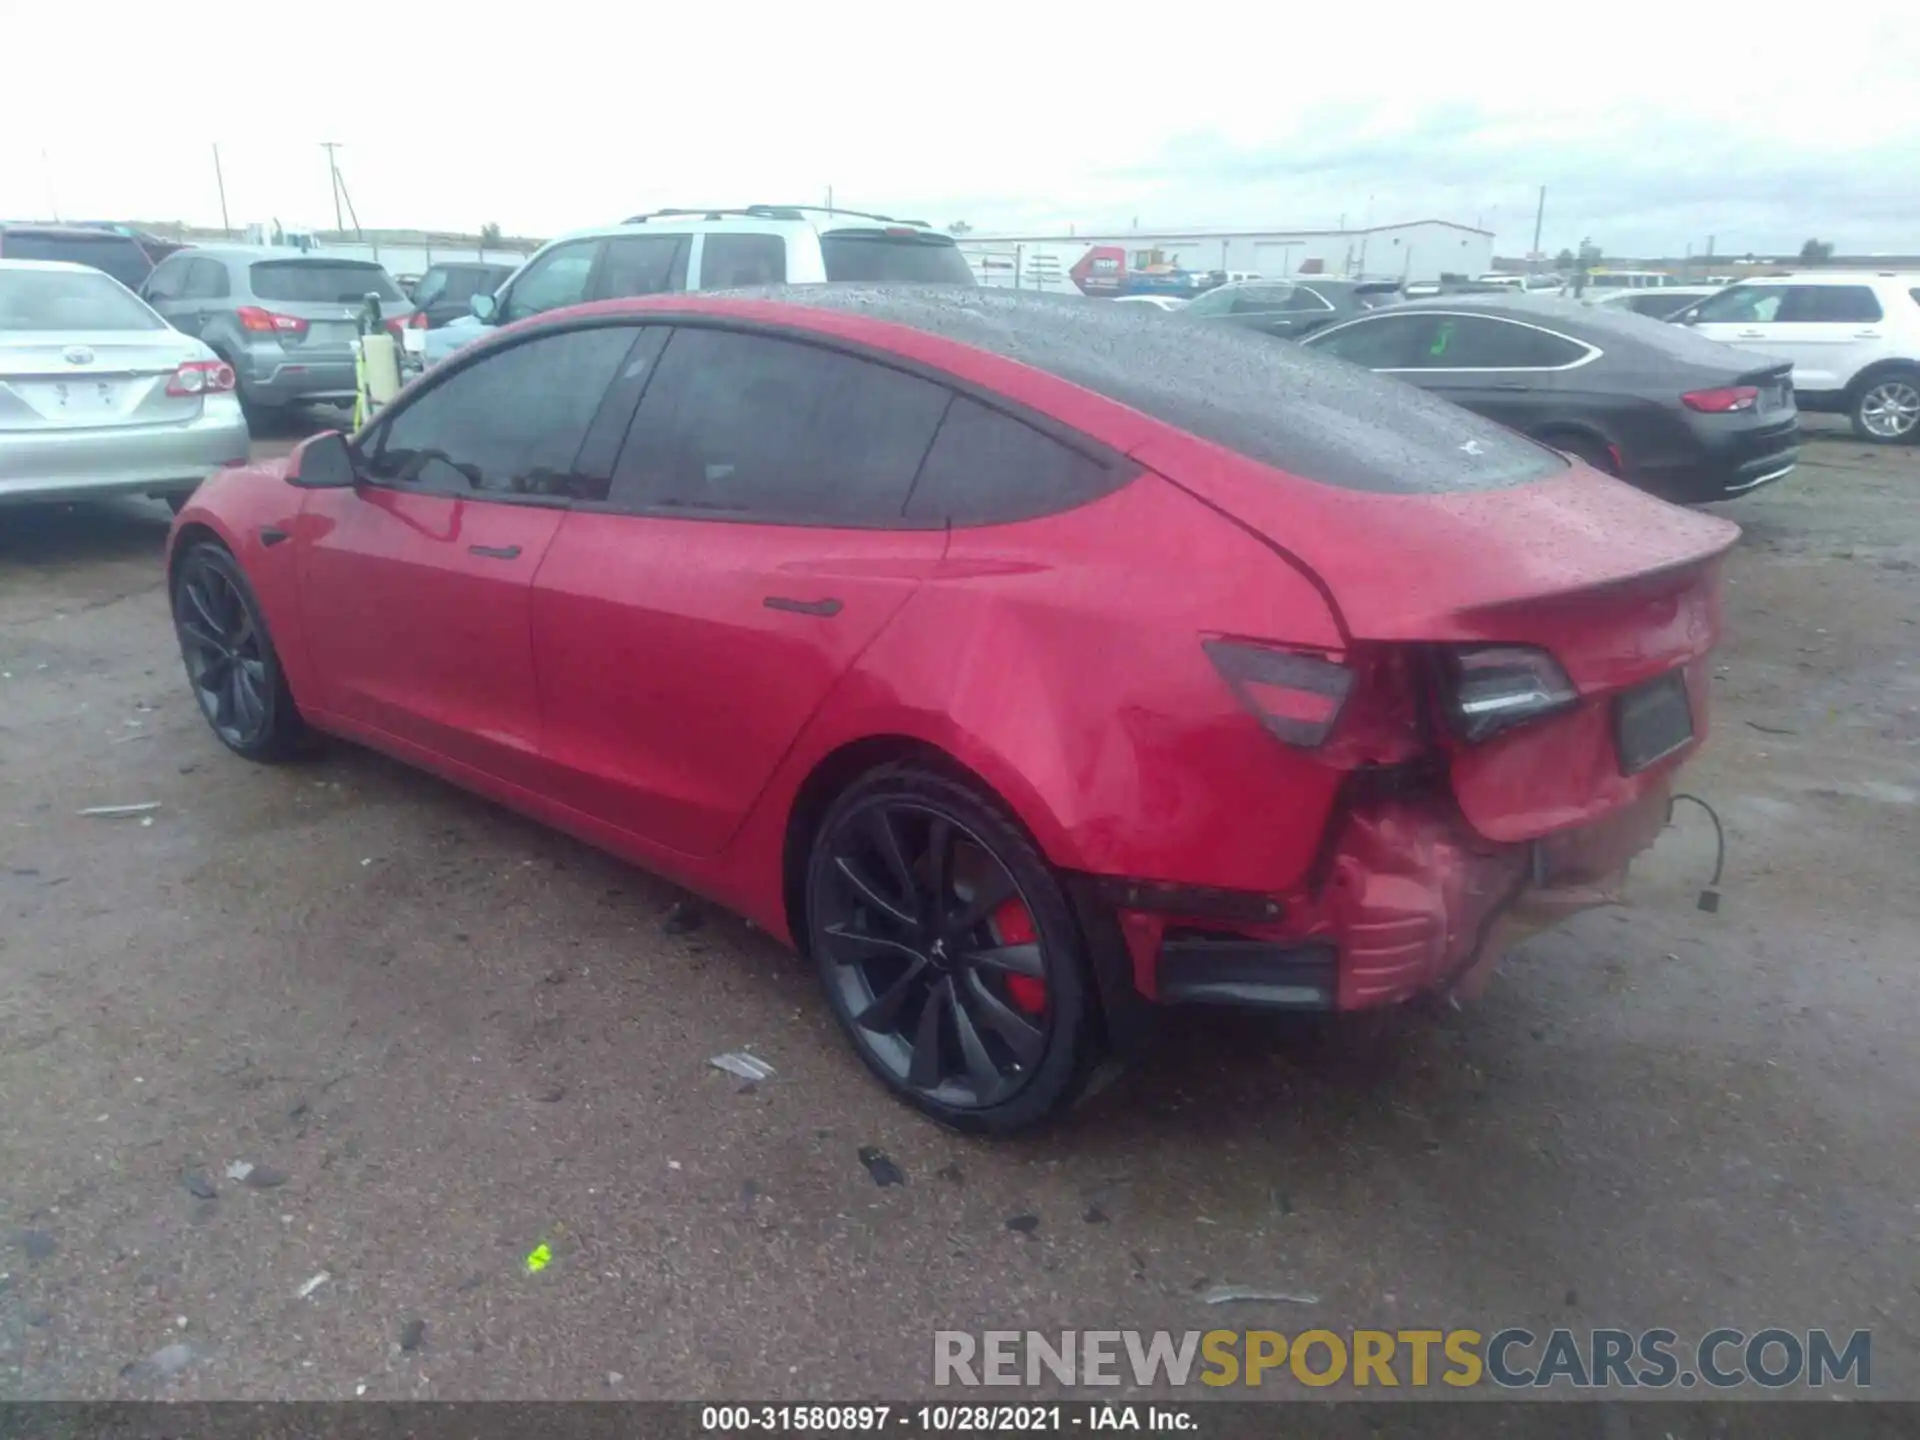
[
  {"xmin": 168, "ymin": 523, "xmax": 228, "ymax": 589},
  {"xmin": 781, "ymin": 735, "xmax": 1065, "ymax": 954},
  {"xmin": 1530, "ymin": 423, "xmax": 1619, "ymax": 474},
  {"xmin": 1845, "ymin": 357, "xmax": 1920, "ymax": 397}
]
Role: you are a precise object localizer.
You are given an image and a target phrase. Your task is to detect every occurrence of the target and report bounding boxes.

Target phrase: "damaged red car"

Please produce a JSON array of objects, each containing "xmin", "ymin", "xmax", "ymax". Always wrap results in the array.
[{"xmin": 166, "ymin": 288, "xmax": 1738, "ymax": 1132}]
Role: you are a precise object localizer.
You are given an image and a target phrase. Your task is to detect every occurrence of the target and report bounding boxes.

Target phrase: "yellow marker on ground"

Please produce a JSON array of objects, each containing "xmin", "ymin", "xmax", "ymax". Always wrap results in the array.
[{"xmin": 524, "ymin": 1243, "xmax": 552, "ymax": 1274}]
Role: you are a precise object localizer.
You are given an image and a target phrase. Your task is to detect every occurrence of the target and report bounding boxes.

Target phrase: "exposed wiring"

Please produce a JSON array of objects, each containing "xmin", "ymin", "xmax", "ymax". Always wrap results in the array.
[{"xmin": 1667, "ymin": 792, "xmax": 1726, "ymax": 911}]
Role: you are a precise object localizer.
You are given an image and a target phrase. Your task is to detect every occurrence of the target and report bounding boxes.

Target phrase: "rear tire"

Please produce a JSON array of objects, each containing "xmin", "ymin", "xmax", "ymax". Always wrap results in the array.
[
  {"xmin": 1850, "ymin": 367, "xmax": 1920, "ymax": 443},
  {"xmin": 804, "ymin": 764, "xmax": 1104, "ymax": 1134},
  {"xmin": 171, "ymin": 542, "xmax": 306, "ymax": 762}
]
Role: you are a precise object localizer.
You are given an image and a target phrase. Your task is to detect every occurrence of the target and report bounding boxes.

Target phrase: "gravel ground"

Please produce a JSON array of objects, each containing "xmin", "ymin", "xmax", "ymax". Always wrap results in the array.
[{"xmin": 1, "ymin": 419, "xmax": 1916, "ymax": 1405}]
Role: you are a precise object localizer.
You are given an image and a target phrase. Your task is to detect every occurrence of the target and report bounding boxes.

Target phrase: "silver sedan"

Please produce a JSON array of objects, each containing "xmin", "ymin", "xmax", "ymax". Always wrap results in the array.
[{"xmin": 1, "ymin": 259, "xmax": 250, "ymax": 512}]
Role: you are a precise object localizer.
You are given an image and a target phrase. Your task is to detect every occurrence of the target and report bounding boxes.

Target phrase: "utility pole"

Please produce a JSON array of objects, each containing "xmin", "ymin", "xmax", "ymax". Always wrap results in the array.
[
  {"xmin": 321, "ymin": 143, "xmax": 344, "ymax": 232},
  {"xmin": 212, "ymin": 144, "xmax": 231, "ymax": 233},
  {"xmin": 825, "ymin": 185, "xmax": 833, "ymax": 213},
  {"xmin": 1531, "ymin": 185, "xmax": 1546, "ymax": 271}
]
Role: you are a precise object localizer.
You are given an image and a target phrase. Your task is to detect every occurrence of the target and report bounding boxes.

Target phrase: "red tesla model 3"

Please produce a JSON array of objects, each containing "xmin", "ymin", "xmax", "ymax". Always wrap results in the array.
[{"xmin": 167, "ymin": 288, "xmax": 1738, "ymax": 1132}]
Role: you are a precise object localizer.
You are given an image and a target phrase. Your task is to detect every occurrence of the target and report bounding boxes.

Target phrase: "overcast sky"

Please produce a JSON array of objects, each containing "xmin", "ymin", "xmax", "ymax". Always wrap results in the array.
[{"xmin": 5, "ymin": 5, "xmax": 1916, "ymax": 259}]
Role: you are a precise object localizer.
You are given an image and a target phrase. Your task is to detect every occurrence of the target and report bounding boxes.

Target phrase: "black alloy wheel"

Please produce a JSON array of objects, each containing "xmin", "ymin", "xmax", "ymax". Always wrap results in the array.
[
  {"xmin": 172, "ymin": 544, "xmax": 302, "ymax": 761},
  {"xmin": 806, "ymin": 765, "xmax": 1101, "ymax": 1133}
]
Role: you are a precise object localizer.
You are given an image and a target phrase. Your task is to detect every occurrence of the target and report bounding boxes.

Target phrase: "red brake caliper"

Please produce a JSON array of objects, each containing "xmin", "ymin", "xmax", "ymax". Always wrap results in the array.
[{"xmin": 991, "ymin": 899, "xmax": 1047, "ymax": 1014}]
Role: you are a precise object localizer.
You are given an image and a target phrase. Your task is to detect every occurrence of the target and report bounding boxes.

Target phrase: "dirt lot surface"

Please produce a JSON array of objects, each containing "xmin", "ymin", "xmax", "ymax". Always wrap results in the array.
[{"xmin": 2, "ymin": 418, "xmax": 1916, "ymax": 1407}]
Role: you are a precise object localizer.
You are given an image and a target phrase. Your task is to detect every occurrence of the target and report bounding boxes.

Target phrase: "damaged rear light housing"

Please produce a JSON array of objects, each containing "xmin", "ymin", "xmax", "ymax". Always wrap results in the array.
[
  {"xmin": 1442, "ymin": 644, "xmax": 1578, "ymax": 742},
  {"xmin": 1204, "ymin": 639, "xmax": 1354, "ymax": 748}
]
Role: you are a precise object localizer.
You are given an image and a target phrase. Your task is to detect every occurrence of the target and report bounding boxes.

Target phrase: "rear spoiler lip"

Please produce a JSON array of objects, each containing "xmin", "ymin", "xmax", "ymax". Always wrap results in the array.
[
  {"xmin": 1732, "ymin": 361, "xmax": 1795, "ymax": 387},
  {"xmin": 1448, "ymin": 535, "xmax": 1739, "ymax": 623}
]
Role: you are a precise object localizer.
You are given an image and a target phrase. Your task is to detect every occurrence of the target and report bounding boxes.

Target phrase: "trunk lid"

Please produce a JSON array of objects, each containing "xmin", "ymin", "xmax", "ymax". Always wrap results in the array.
[
  {"xmin": 1143, "ymin": 444, "xmax": 1740, "ymax": 840},
  {"xmin": 0, "ymin": 330, "xmax": 208, "ymax": 431},
  {"xmin": 246, "ymin": 259, "xmax": 412, "ymax": 356}
]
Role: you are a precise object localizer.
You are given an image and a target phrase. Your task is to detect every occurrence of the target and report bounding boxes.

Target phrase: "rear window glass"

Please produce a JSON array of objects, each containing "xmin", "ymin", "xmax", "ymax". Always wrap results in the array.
[
  {"xmin": 820, "ymin": 231, "xmax": 976, "ymax": 285},
  {"xmin": 250, "ymin": 260, "xmax": 402, "ymax": 304},
  {"xmin": 2, "ymin": 231, "xmax": 152, "ymax": 289},
  {"xmin": 779, "ymin": 288, "xmax": 1565, "ymax": 495},
  {"xmin": 0, "ymin": 267, "xmax": 163, "ymax": 331}
]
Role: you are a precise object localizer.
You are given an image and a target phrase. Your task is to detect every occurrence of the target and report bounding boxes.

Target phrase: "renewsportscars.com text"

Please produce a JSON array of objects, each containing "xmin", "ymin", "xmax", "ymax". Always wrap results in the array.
[{"xmin": 933, "ymin": 1327, "xmax": 1871, "ymax": 1390}]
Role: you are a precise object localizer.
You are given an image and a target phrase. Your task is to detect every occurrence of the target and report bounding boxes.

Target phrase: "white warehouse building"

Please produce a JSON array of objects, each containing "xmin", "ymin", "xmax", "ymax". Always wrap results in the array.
[{"xmin": 957, "ymin": 219, "xmax": 1495, "ymax": 294}]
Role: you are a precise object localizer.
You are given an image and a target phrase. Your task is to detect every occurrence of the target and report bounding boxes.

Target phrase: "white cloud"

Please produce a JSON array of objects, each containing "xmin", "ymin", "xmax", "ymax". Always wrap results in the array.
[{"xmin": 3, "ymin": 3, "xmax": 1915, "ymax": 256}]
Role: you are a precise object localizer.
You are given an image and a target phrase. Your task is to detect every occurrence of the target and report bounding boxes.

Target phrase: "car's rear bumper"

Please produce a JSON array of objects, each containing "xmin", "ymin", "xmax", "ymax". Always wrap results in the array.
[
  {"xmin": 1093, "ymin": 777, "xmax": 1676, "ymax": 1016},
  {"xmin": 236, "ymin": 351, "xmax": 357, "ymax": 407},
  {"xmin": 1639, "ymin": 414, "xmax": 1800, "ymax": 502},
  {"xmin": 0, "ymin": 400, "xmax": 250, "ymax": 505}
]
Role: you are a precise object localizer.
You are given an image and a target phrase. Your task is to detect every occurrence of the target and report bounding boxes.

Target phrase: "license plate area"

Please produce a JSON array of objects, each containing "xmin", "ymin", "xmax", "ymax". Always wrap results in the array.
[{"xmin": 1614, "ymin": 671, "xmax": 1694, "ymax": 775}]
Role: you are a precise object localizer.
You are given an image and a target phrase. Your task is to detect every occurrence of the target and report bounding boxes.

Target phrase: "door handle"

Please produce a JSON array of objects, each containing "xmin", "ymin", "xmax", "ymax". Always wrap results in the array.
[
  {"xmin": 1854, "ymin": 330, "xmax": 1882, "ymax": 339},
  {"xmin": 468, "ymin": 544, "xmax": 521, "ymax": 560},
  {"xmin": 764, "ymin": 595, "xmax": 842, "ymax": 617},
  {"xmin": 1735, "ymin": 330, "xmax": 1765, "ymax": 338}
]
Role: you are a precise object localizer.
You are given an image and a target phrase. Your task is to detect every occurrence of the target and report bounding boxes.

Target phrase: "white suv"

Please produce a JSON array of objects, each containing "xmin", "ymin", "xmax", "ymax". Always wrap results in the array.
[
  {"xmin": 1674, "ymin": 272, "xmax": 1920, "ymax": 442},
  {"xmin": 422, "ymin": 206, "xmax": 973, "ymax": 366}
]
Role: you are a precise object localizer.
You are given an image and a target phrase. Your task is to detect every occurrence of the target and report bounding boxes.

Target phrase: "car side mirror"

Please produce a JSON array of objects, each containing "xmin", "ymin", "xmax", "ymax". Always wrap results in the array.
[
  {"xmin": 470, "ymin": 292, "xmax": 498, "ymax": 323},
  {"xmin": 286, "ymin": 431, "xmax": 356, "ymax": 489}
]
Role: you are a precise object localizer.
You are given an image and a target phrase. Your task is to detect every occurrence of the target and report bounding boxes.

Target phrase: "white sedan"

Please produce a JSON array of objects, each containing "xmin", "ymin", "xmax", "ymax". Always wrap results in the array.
[
  {"xmin": 1111, "ymin": 295, "xmax": 1189, "ymax": 312},
  {"xmin": 0, "ymin": 260, "xmax": 250, "ymax": 511}
]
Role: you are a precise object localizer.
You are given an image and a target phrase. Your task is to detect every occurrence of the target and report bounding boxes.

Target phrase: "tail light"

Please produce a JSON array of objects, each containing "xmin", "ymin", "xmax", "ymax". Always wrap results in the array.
[
  {"xmin": 384, "ymin": 312, "xmax": 426, "ymax": 339},
  {"xmin": 1682, "ymin": 386, "xmax": 1758, "ymax": 413},
  {"xmin": 166, "ymin": 359, "xmax": 236, "ymax": 397},
  {"xmin": 1204, "ymin": 639, "xmax": 1354, "ymax": 748},
  {"xmin": 1442, "ymin": 645, "xmax": 1577, "ymax": 742},
  {"xmin": 235, "ymin": 306, "xmax": 308, "ymax": 336}
]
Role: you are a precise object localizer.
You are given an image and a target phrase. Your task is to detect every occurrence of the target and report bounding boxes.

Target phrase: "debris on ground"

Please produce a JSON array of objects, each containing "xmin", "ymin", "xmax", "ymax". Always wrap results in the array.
[
  {"xmin": 709, "ymin": 1051, "xmax": 775, "ymax": 1083},
  {"xmin": 858, "ymin": 1147, "xmax": 905, "ymax": 1187},
  {"xmin": 128, "ymin": 1342, "xmax": 195, "ymax": 1381},
  {"xmin": 24, "ymin": 1305, "xmax": 52, "ymax": 1327},
  {"xmin": 531, "ymin": 1084, "xmax": 567, "ymax": 1103},
  {"xmin": 224, "ymin": 1161, "xmax": 254, "ymax": 1182},
  {"xmin": 1083, "ymin": 1205, "xmax": 1111, "ymax": 1224},
  {"xmin": 937, "ymin": 1163, "xmax": 964, "ymax": 1184},
  {"xmin": 399, "ymin": 1318, "xmax": 426, "ymax": 1352},
  {"xmin": 1006, "ymin": 1213, "xmax": 1041, "ymax": 1235},
  {"xmin": 1201, "ymin": 1284, "xmax": 1320, "ymax": 1306},
  {"xmin": 183, "ymin": 1172, "xmax": 217, "ymax": 1200},
  {"xmin": 524, "ymin": 1243, "xmax": 553, "ymax": 1274},
  {"xmin": 78, "ymin": 803, "xmax": 161, "ymax": 818},
  {"xmin": 1746, "ymin": 721, "xmax": 1799, "ymax": 736},
  {"xmin": 607, "ymin": 1372, "xmax": 625, "ymax": 1387},
  {"xmin": 244, "ymin": 1164, "xmax": 289, "ymax": 1189},
  {"xmin": 295, "ymin": 1272, "xmax": 331, "ymax": 1299},
  {"xmin": 662, "ymin": 898, "xmax": 706, "ymax": 935}
]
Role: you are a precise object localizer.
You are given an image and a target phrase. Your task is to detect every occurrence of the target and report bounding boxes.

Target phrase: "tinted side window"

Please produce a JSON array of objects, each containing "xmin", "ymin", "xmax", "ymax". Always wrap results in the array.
[
  {"xmin": 1231, "ymin": 284, "xmax": 1305, "ymax": 314},
  {"xmin": 1308, "ymin": 313, "xmax": 1438, "ymax": 368},
  {"xmin": 1786, "ymin": 286, "xmax": 1883, "ymax": 323},
  {"xmin": 594, "ymin": 236, "xmax": 688, "ymax": 299},
  {"xmin": 609, "ymin": 328, "xmax": 948, "ymax": 523},
  {"xmin": 1422, "ymin": 316, "xmax": 1587, "ymax": 369},
  {"xmin": 906, "ymin": 397, "xmax": 1118, "ymax": 525},
  {"xmin": 366, "ymin": 326, "xmax": 639, "ymax": 497},
  {"xmin": 501, "ymin": 241, "xmax": 600, "ymax": 322},
  {"xmin": 1626, "ymin": 292, "xmax": 1689, "ymax": 317},
  {"xmin": 700, "ymin": 234, "xmax": 787, "ymax": 287}
]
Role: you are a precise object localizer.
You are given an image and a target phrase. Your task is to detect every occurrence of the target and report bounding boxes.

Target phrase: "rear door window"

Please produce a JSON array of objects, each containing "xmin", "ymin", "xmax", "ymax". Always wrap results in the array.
[
  {"xmin": 609, "ymin": 327, "xmax": 949, "ymax": 523},
  {"xmin": 1418, "ymin": 316, "xmax": 1589, "ymax": 369},
  {"xmin": 593, "ymin": 236, "xmax": 689, "ymax": 300},
  {"xmin": 364, "ymin": 325, "xmax": 640, "ymax": 497},
  {"xmin": 250, "ymin": 261, "xmax": 400, "ymax": 304},
  {"xmin": 1306, "ymin": 313, "xmax": 1439, "ymax": 369},
  {"xmin": 500, "ymin": 241, "xmax": 600, "ymax": 322},
  {"xmin": 700, "ymin": 234, "xmax": 787, "ymax": 287},
  {"xmin": 819, "ymin": 230, "xmax": 975, "ymax": 284},
  {"xmin": 905, "ymin": 397, "xmax": 1120, "ymax": 525}
]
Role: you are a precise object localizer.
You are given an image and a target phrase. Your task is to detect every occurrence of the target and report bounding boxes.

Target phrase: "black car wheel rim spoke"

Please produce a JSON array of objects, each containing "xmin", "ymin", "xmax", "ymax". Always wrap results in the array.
[
  {"xmin": 814, "ymin": 799, "xmax": 1054, "ymax": 1109},
  {"xmin": 177, "ymin": 561, "xmax": 270, "ymax": 746}
]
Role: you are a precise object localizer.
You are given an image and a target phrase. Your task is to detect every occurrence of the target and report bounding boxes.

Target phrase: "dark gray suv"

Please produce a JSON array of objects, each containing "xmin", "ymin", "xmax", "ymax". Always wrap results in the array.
[{"xmin": 141, "ymin": 246, "xmax": 413, "ymax": 415}]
